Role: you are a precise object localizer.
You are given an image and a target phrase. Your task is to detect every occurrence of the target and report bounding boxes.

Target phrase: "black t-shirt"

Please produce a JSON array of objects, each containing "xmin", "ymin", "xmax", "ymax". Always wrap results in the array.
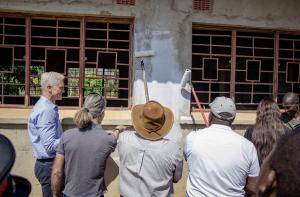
[{"xmin": 244, "ymin": 127, "xmax": 253, "ymax": 142}]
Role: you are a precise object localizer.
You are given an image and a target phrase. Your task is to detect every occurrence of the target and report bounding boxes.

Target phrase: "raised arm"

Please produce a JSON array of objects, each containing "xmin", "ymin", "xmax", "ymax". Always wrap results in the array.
[{"xmin": 112, "ymin": 125, "xmax": 127, "ymax": 139}]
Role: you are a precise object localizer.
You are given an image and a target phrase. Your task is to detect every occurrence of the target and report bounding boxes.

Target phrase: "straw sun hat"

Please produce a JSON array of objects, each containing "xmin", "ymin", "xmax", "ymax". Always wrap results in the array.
[{"xmin": 131, "ymin": 100, "xmax": 174, "ymax": 141}]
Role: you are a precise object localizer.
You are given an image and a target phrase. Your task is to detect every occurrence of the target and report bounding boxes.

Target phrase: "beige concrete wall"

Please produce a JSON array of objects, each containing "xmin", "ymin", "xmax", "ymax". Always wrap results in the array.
[
  {"xmin": 0, "ymin": 108, "xmax": 255, "ymax": 197},
  {"xmin": 0, "ymin": 126, "xmax": 190, "ymax": 197},
  {"xmin": 0, "ymin": 122, "xmax": 249, "ymax": 197},
  {"xmin": 0, "ymin": 108, "xmax": 254, "ymax": 196},
  {"xmin": 0, "ymin": 127, "xmax": 41, "ymax": 197}
]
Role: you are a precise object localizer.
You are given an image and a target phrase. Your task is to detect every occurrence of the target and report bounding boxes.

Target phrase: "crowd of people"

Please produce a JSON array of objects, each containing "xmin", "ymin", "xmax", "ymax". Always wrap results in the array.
[{"xmin": 1, "ymin": 70, "xmax": 300, "ymax": 197}]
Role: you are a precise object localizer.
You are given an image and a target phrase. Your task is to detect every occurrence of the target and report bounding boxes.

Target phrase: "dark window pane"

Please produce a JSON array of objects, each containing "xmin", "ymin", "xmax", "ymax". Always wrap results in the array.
[
  {"xmin": 109, "ymin": 23, "xmax": 129, "ymax": 30},
  {"xmin": 203, "ymin": 58, "xmax": 218, "ymax": 80},
  {"xmin": 246, "ymin": 60, "xmax": 260, "ymax": 81},
  {"xmin": 0, "ymin": 47, "xmax": 13, "ymax": 72},
  {"xmin": 286, "ymin": 62, "xmax": 299, "ymax": 82},
  {"xmin": 97, "ymin": 52, "xmax": 116, "ymax": 70},
  {"xmin": 58, "ymin": 20, "xmax": 80, "ymax": 28},
  {"xmin": 46, "ymin": 50, "xmax": 66, "ymax": 74}
]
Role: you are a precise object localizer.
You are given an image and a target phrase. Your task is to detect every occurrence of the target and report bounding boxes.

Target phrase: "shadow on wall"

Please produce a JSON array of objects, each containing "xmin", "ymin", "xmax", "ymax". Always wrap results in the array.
[
  {"xmin": 105, "ymin": 156, "xmax": 119, "ymax": 186},
  {"xmin": 181, "ymin": 88, "xmax": 190, "ymax": 100},
  {"xmin": 61, "ymin": 118, "xmax": 76, "ymax": 131}
]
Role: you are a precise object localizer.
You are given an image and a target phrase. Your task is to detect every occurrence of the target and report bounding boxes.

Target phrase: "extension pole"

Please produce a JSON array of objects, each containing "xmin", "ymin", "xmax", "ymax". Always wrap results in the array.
[
  {"xmin": 141, "ymin": 60, "xmax": 149, "ymax": 102},
  {"xmin": 191, "ymin": 87, "xmax": 209, "ymax": 128}
]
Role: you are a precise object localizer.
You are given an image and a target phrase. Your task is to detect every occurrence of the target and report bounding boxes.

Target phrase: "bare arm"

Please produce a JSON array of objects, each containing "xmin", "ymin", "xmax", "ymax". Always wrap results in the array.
[
  {"xmin": 256, "ymin": 152, "xmax": 277, "ymax": 197},
  {"xmin": 112, "ymin": 125, "xmax": 127, "ymax": 139},
  {"xmin": 245, "ymin": 176, "xmax": 258, "ymax": 195},
  {"xmin": 51, "ymin": 153, "xmax": 64, "ymax": 197}
]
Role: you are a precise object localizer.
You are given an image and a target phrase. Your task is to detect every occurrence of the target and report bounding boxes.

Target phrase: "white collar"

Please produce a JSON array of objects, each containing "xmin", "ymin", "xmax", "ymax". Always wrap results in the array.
[{"xmin": 209, "ymin": 124, "xmax": 233, "ymax": 132}]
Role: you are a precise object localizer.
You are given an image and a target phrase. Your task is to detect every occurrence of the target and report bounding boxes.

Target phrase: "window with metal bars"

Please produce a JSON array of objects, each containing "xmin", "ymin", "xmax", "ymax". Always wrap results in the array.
[
  {"xmin": 84, "ymin": 22, "xmax": 130, "ymax": 107},
  {"xmin": 193, "ymin": 0, "xmax": 213, "ymax": 11},
  {"xmin": 116, "ymin": 0, "xmax": 135, "ymax": 6},
  {"xmin": 278, "ymin": 34, "xmax": 300, "ymax": 104},
  {"xmin": 192, "ymin": 28, "xmax": 232, "ymax": 108},
  {"xmin": 192, "ymin": 26, "xmax": 300, "ymax": 110},
  {"xmin": 0, "ymin": 15, "xmax": 132, "ymax": 108},
  {"xmin": 0, "ymin": 17, "xmax": 26, "ymax": 105},
  {"xmin": 235, "ymin": 31, "xmax": 274, "ymax": 109}
]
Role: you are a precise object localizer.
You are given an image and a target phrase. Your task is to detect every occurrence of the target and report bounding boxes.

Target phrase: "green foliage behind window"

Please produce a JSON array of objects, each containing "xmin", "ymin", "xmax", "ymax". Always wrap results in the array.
[
  {"xmin": 2, "ymin": 65, "xmax": 25, "ymax": 95},
  {"xmin": 30, "ymin": 65, "xmax": 44, "ymax": 96},
  {"xmin": 68, "ymin": 67, "xmax": 118, "ymax": 98}
]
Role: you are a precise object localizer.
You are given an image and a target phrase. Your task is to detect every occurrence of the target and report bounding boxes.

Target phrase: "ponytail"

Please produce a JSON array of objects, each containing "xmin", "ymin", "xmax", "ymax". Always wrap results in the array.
[
  {"xmin": 74, "ymin": 93, "xmax": 106, "ymax": 128},
  {"xmin": 73, "ymin": 108, "xmax": 93, "ymax": 128}
]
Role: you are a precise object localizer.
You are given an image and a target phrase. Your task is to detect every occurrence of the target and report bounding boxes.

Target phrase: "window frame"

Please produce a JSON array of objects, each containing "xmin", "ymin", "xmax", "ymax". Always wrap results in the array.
[
  {"xmin": 0, "ymin": 13, "xmax": 133, "ymax": 109},
  {"xmin": 192, "ymin": 24, "xmax": 300, "ymax": 111}
]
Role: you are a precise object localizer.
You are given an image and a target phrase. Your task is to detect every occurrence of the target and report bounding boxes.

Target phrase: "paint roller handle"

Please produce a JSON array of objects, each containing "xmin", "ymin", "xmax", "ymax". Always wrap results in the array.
[
  {"xmin": 141, "ymin": 60, "xmax": 145, "ymax": 69},
  {"xmin": 141, "ymin": 60, "xmax": 149, "ymax": 102},
  {"xmin": 191, "ymin": 87, "xmax": 209, "ymax": 128}
]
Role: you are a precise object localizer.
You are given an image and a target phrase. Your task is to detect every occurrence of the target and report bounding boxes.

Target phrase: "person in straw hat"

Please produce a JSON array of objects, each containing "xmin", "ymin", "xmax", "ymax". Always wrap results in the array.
[{"xmin": 118, "ymin": 100, "xmax": 183, "ymax": 197}]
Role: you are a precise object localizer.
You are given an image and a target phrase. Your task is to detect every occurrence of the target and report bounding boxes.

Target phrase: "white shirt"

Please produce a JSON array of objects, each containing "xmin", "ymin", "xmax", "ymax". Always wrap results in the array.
[
  {"xmin": 184, "ymin": 124, "xmax": 260, "ymax": 197},
  {"xmin": 118, "ymin": 130, "xmax": 183, "ymax": 197}
]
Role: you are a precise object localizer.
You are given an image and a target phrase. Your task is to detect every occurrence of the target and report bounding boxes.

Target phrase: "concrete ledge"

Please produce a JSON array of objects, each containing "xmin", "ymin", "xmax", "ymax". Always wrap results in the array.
[
  {"xmin": 60, "ymin": 110, "xmax": 133, "ymax": 126},
  {"xmin": 0, "ymin": 108, "xmax": 256, "ymax": 126},
  {"xmin": 0, "ymin": 108, "xmax": 133, "ymax": 125}
]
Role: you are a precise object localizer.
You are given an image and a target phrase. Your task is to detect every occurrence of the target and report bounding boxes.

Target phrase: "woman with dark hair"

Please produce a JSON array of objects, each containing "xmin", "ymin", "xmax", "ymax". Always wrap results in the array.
[
  {"xmin": 244, "ymin": 98, "xmax": 286, "ymax": 164},
  {"xmin": 51, "ymin": 93, "xmax": 125, "ymax": 197}
]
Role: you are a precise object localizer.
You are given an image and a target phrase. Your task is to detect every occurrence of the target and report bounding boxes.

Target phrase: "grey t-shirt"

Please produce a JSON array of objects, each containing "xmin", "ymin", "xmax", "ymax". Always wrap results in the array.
[{"xmin": 56, "ymin": 124, "xmax": 117, "ymax": 197}]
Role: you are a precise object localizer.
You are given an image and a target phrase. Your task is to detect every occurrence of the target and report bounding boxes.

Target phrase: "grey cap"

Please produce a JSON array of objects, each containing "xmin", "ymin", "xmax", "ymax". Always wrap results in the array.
[{"xmin": 209, "ymin": 96, "xmax": 236, "ymax": 121}]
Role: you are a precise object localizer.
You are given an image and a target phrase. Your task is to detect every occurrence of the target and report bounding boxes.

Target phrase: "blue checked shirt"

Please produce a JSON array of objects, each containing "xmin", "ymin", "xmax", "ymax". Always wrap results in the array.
[{"xmin": 28, "ymin": 96, "xmax": 63, "ymax": 159}]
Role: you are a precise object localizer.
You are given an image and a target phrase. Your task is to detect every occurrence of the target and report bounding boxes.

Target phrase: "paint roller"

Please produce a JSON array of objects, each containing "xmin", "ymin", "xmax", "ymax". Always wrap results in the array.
[
  {"xmin": 180, "ymin": 69, "xmax": 192, "ymax": 88},
  {"xmin": 181, "ymin": 69, "xmax": 209, "ymax": 127},
  {"xmin": 135, "ymin": 50, "xmax": 155, "ymax": 102}
]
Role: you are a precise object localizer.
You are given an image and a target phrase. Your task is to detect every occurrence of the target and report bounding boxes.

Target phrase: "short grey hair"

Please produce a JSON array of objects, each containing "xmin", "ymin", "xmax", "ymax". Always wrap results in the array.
[{"xmin": 40, "ymin": 72, "xmax": 64, "ymax": 90}]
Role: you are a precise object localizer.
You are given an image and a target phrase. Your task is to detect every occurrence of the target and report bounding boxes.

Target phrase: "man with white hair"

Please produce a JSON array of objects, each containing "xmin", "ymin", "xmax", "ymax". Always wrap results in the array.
[{"xmin": 28, "ymin": 71, "xmax": 64, "ymax": 197}]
